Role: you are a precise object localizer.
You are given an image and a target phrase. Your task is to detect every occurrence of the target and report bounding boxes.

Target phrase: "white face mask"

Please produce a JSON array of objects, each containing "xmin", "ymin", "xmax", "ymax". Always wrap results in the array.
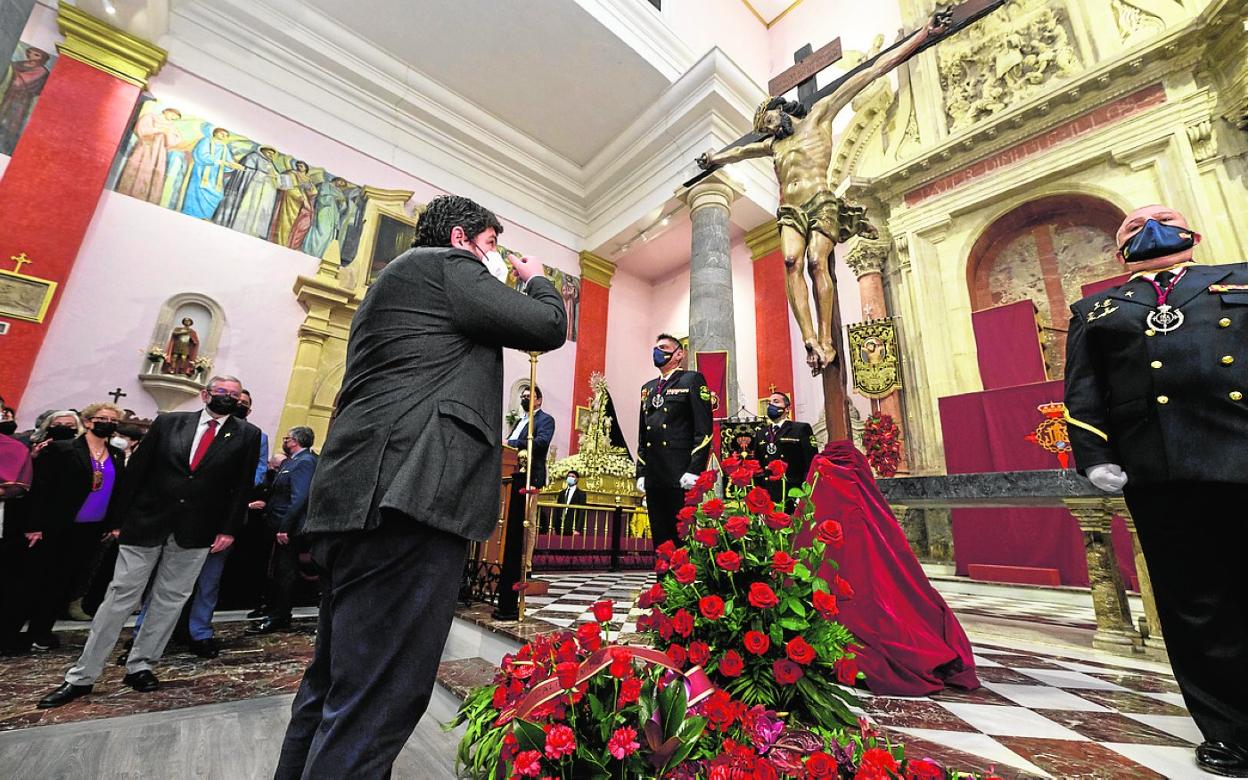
[
  {"xmin": 482, "ymin": 250, "xmax": 509, "ymax": 282},
  {"xmin": 109, "ymin": 436, "xmax": 129, "ymax": 451},
  {"xmin": 566, "ymin": 477, "xmax": 577, "ymax": 488}
]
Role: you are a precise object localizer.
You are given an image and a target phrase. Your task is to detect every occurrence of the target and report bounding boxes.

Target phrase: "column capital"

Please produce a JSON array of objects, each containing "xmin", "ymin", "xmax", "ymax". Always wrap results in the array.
[
  {"xmin": 57, "ymin": 2, "xmax": 167, "ymax": 88},
  {"xmin": 844, "ymin": 236, "xmax": 890, "ymax": 279},
  {"xmin": 1064, "ymin": 498, "xmax": 1114, "ymax": 533},
  {"xmin": 680, "ymin": 171, "xmax": 743, "ymax": 215},
  {"xmin": 578, "ymin": 251, "xmax": 616, "ymax": 288},
  {"xmin": 744, "ymin": 220, "xmax": 781, "ymax": 260}
]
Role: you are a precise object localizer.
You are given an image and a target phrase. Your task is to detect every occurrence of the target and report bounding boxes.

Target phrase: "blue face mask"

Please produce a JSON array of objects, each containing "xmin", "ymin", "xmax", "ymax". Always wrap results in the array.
[
  {"xmin": 653, "ymin": 347, "xmax": 675, "ymax": 368},
  {"xmin": 766, "ymin": 404, "xmax": 785, "ymax": 421},
  {"xmin": 1121, "ymin": 219, "xmax": 1196, "ymax": 263}
]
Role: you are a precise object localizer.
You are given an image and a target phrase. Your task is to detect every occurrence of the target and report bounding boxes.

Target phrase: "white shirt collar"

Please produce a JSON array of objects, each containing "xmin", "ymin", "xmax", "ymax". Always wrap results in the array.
[
  {"xmin": 199, "ymin": 408, "xmax": 224, "ymax": 428},
  {"xmin": 659, "ymin": 366, "xmax": 680, "ymax": 381}
]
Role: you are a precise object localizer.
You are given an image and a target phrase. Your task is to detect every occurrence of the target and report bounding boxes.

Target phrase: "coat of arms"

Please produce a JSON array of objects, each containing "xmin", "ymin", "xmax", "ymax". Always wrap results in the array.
[{"xmin": 846, "ymin": 318, "xmax": 902, "ymax": 399}]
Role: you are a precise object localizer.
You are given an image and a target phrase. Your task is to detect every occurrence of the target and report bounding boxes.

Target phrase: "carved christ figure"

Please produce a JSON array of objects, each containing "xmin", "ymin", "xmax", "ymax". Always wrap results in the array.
[
  {"xmin": 163, "ymin": 316, "xmax": 200, "ymax": 377},
  {"xmin": 698, "ymin": 10, "xmax": 950, "ymax": 376}
]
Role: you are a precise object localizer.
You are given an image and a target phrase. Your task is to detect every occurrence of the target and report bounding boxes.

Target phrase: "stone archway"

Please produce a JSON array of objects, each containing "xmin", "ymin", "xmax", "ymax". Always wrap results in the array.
[{"xmin": 967, "ymin": 194, "xmax": 1125, "ymax": 378}]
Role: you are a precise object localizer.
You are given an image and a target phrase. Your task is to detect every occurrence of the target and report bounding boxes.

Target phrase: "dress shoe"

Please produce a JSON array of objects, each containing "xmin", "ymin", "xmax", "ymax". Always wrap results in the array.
[
  {"xmin": 1198, "ymin": 742, "xmax": 1248, "ymax": 777},
  {"xmin": 65, "ymin": 599, "xmax": 91, "ymax": 621},
  {"xmin": 246, "ymin": 607, "xmax": 268, "ymax": 620},
  {"xmin": 38, "ymin": 682, "xmax": 92, "ymax": 708},
  {"xmin": 491, "ymin": 609, "xmax": 519, "ymax": 622},
  {"xmin": 30, "ymin": 634, "xmax": 60, "ymax": 651},
  {"xmin": 245, "ymin": 617, "xmax": 292, "ymax": 635},
  {"xmin": 115, "ymin": 637, "xmax": 134, "ymax": 666},
  {"xmin": 187, "ymin": 637, "xmax": 219, "ymax": 659},
  {"xmin": 122, "ymin": 670, "xmax": 159, "ymax": 692}
]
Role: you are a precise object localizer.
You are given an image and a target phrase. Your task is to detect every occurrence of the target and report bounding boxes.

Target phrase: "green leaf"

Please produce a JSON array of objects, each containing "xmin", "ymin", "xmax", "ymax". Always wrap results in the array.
[
  {"xmin": 769, "ymin": 623, "xmax": 784, "ymax": 644},
  {"xmin": 788, "ymin": 598, "xmax": 807, "ymax": 618},
  {"xmin": 513, "ymin": 719, "xmax": 546, "ymax": 753},
  {"xmin": 656, "ymin": 677, "xmax": 688, "ymax": 742},
  {"xmin": 777, "ymin": 616, "xmax": 808, "ymax": 631}
]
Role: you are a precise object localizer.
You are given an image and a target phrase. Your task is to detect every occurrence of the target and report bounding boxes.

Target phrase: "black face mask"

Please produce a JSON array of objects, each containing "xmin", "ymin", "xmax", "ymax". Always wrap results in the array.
[
  {"xmin": 0, "ymin": 420, "xmax": 16, "ymax": 436},
  {"xmin": 47, "ymin": 426, "xmax": 77, "ymax": 441},
  {"xmin": 91, "ymin": 421, "xmax": 118, "ymax": 438},
  {"xmin": 653, "ymin": 348, "xmax": 675, "ymax": 368},
  {"xmin": 233, "ymin": 406, "xmax": 251, "ymax": 419},
  {"xmin": 206, "ymin": 394, "xmax": 239, "ymax": 415},
  {"xmin": 1120, "ymin": 219, "xmax": 1197, "ymax": 263},
  {"xmin": 766, "ymin": 404, "xmax": 785, "ymax": 421}
]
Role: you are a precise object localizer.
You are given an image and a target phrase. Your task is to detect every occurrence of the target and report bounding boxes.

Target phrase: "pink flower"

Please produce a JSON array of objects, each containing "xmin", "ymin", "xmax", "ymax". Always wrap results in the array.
[
  {"xmin": 607, "ymin": 726, "xmax": 640, "ymax": 759},
  {"xmin": 543, "ymin": 723, "xmax": 576, "ymax": 760},
  {"xmin": 512, "ymin": 749, "xmax": 543, "ymax": 777}
]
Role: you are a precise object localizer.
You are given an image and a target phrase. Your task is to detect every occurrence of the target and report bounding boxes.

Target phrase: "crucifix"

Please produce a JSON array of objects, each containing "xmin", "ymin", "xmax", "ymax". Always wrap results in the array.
[
  {"xmin": 108, "ymin": 387, "xmax": 128, "ymax": 404},
  {"xmin": 689, "ymin": 0, "xmax": 1007, "ymax": 442},
  {"xmin": 10, "ymin": 252, "xmax": 31, "ymax": 275}
]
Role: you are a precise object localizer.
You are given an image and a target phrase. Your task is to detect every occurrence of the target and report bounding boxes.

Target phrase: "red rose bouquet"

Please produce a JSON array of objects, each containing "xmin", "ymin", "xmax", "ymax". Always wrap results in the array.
[{"xmin": 862, "ymin": 413, "xmax": 901, "ymax": 478}]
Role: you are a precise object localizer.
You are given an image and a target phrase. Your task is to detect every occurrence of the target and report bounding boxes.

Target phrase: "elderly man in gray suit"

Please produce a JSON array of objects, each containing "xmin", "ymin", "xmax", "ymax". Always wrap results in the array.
[{"xmin": 275, "ymin": 195, "xmax": 567, "ymax": 779}]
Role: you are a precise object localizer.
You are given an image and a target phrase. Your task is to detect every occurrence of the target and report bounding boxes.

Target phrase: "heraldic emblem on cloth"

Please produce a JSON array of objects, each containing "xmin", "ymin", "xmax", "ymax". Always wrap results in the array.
[
  {"xmin": 847, "ymin": 318, "xmax": 902, "ymax": 399},
  {"xmin": 1024, "ymin": 402, "xmax": 1072, "ymax": 468}
]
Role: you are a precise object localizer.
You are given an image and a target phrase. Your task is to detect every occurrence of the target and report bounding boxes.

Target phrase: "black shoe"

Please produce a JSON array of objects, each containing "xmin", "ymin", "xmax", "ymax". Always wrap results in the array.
[
  {"xmin": 30, "ymin": 634, "xmax": 60, "ymax": 651},
  {"xmin": 1198, "ymin": 742, "xmax": 1248, "ymax": 778},
  {"xmin": 122, "ymin": 670, "xmax": 159, "ymax": 692},
  {"xmin": 246, "ymin": 607, "xmax": 268, "ymax": 619},
  {"xmin": 38, "ymin": 682, "xmax": 92, "ymax": 708},
  {"xmin": 491, "ymin": 610, "xmax": 520, "ymax": 622},
  {"xmin": 245, "ymin": 617, "xmax": 292, "ymax": 635},
  {"xmin": 187, "ymin": 638, "xmax": 219, "ymax": 659}
]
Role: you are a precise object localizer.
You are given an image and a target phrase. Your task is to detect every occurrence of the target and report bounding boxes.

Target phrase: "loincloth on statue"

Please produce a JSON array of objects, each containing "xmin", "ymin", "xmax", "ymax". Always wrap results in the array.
[{"xmin": 776, "ymin": 192, "xmax": 874, "ymax": 243}]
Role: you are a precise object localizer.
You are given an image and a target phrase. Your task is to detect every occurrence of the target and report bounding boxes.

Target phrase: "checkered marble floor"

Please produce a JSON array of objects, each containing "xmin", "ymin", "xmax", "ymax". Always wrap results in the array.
[{"xmin": 525, "ymin": 572, "xmax": 1211, "ymax": 778}]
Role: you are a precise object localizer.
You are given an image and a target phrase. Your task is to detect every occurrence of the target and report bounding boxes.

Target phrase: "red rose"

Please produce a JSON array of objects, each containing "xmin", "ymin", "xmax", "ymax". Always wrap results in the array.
[
  {"xmin": 674, "ymin": 563, "xmax": 698, "ymax": 585},
  {"xmin": 677, "ymin": 506, "xmax": 697, "ymax": 522},
  {"xmin": 699, "ymin": 594, "xmax": 725, "ymax": 621},
  {"xmin": 693, "ymin": 527, "xmax": 719, "ymax": 547},
  {"xmin": 670, "ymin": 548, "xmax": 690, "ymax": 567},
  {"xmin": 730, "ymin": 467, "xmax": 755, "ymax": 487},
  {"xmin": 773, "ymin": 658, "xmax": 804, "ymax": 685},
  {"xmin": 804, "ymin": 752, "xmax": 837, "ymax": 779},
  {"xmin": 696, "ymin": 471, "xmax": 717, "ymax": 491},
  {"xmin": 857, "ymin": 748, "xmax": 899, "ymax": 778},
  {"xmin": 677, "ymin": 516, "xmax": 694, "ymax": 539},
  {"xmin": 904, "ymin": 758, "xmax": 945, "ymax": 780},
  {"xmin": 647, "ymin": 582, "xmax": 667, "ymax": 604},
  {"xmin": 812, "ymin": 589, "xmax": 839, "ymax": 619},
  {"xmin": 715, "ymin": 550, "xmax": 742, "ymax": 572},
  {"xmin": 816, "ymin": 519, "xmax": 844, "ymax": 547},
  {"xmin": 666, "ymin": 643, "xmax": 687, "ymax": 668},
  {"xmin": 688, "ymin": 641, "xmax": 710, "ymax": 666},
  {"xmin": 512, "ymin": 749, "xmax": 542, "ymax": 778},
  {"xmin": 590, "ymin": 600, "xmax": 613, "ymax": 623},
  {"xmin": 785, "ymin": 636, "xmax": 817, "ymax": 665},
  {"xmin": 657, "ymin": 613, "xmax": 674, "ymax": 640},
  {"xmin": 722, "ymin": 455, "xmax": 742, "ymax": 471},
  {"xmin": 555, "ymin": 660, "xmax": 579, "ymax": 689},
  {"xmin": 834, "ymin": 574, "xmax": 854, "ymax": 598},
  {"xmin": 835, "ymin": 655, "xmax": 859, "ymax": 685},
  {"xmin": 745, "ymin": 487, "xmax": 773, "ymax": 515},
  {"xmin": 764, "ymin": 510, "xmax": 791, "ymax": 530},
  {"xmin": 743, "ymin": 630, "xmax": 770, "ymax": 656},
  {"xmin": 771, "ymin": 551, "xmax": 797, "ymax": 574},
  {"xmin": 672, "ymin": 608, "xmax": 694, "ymax": 637},
  {"xmin": 618, "ymin": 676, "xmax": 642, "ymax": 707},
  {"xmin": 684, "ymin": 486, "xmax": 705, "ymax": 505},
  {"xmin": 724, "ymin": 515, "xmax": 750, "ymax": 539},
  {"xmin": 700, "ymin": 497, "xmax": 726, "ymax": 519},
  {"xmin": 748, "ymin": 582, "xmax": 779, "ymax": 609},
  {"xmin": 718, "ymin": 649, "xmax": 744, "ymax": 678},
  {"xmin": 766, "ymin": 459, "xmax": 787, "ymax": 481},
  {"xmin": 544, "ymin": 723, "xmax": 576, "ymax": 760},
  {"xmin": 703, "ymin": 689, "xmax": 741, "ymax": 731},
  {"xmin": 609, "ymin": 647, "xmax": 634, "ymax": 678}
]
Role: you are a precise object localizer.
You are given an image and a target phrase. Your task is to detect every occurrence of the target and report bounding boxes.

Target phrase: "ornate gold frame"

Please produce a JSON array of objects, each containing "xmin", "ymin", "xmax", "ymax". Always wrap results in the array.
[{"xmin": 0, "ymin": 268, "xmax": 57, "ymax": 323}]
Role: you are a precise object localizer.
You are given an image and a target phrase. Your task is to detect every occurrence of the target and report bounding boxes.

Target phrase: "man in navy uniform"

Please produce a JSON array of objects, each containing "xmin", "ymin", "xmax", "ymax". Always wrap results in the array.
[
  {"xmin": 754, "ymin": 390, "xmax": 817, "ymax": 507},
  {"xmin": 635, "ymin": 334, "xmax": 713, "ymax": 548},
  {"xmin": 1065, "ymin": 204, "xmax": 1248, "ymax": 778}
]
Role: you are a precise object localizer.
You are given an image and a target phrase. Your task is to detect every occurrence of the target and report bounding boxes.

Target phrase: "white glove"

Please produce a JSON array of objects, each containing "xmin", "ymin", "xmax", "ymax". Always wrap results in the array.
[
  {"xmin": 679, "ymin": 472, "xmax": 698, "ymax": 490},
  {"xmin": 636, "ymin": 477, "xmax": 645, "ymax": 493},
  {"xmin": 1087, "ymin": 463, "xmax": 1128, "ymax": 492}
]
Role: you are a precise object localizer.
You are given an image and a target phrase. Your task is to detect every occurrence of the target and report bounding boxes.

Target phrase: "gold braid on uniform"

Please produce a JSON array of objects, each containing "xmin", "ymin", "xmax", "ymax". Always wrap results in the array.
[
  {"xmin": 1063, "ymin": 410, "xmax": 1109, "ymax": 442},
  {"xmin": 691, "ymin": 435, "xmax": 712, "ymax": 455}
]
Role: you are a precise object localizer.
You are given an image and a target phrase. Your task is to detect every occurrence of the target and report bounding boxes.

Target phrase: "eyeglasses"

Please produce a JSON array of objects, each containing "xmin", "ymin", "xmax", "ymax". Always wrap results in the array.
[
  {"xmin": 208, "ymin": 390, "xmax": 242, "ymax": 400},
  {"xmin": 87, "ymin": 416, "xmax": 119, "ymax": 423}
]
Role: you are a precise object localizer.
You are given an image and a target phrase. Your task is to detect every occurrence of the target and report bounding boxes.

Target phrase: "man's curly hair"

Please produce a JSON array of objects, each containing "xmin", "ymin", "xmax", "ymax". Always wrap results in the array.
[
  {"xmin": 752, "ymin": 96, "xmax": 809, "ymax": 138},
  {"xmin": 414, "ymin": 195, "xmax": 504, "ymax": 248}
]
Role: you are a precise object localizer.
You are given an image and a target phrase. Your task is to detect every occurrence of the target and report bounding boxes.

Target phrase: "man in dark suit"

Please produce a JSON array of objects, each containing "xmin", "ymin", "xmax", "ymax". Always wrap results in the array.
[
  {"xmin": 248, "ymin": 426, "xmax": 317, "ymax": 635},
  {"xmin": 636, "ymin": 334, "xmax": 714, "ymax": 548},
  {"xmin": 506, "ymin": 385, "xmax": 555, "ymax": 488},
  {"xmin": 755, "ymin": 390, "xmax": 817, "ymax": 507},
  {"xmin": 38, "ymin": 376, "xmax": 261, "ymax": 707},
  {"xmin": 1066, "ymin": 204, "xmax": 1248, "ymax": 777},
  {"xmin": 552, "ymin": 469, "xmax": 589, "ymax": 535},
  {"xmin": 275, "ymin": 195, "xmax": 566, "ymax": 778}
]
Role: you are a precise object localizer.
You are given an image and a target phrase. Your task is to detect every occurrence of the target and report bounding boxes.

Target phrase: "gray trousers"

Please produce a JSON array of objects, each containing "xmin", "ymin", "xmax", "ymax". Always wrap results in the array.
[{"xmin": 65, "ymin": 538, "xmax": 209, "ymax": 686}]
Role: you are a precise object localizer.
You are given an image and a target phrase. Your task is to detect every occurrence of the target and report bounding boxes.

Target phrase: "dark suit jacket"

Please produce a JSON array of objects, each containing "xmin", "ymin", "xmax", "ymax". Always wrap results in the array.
[
  {"xmin": 25, "ymin": 437, "xmax": 126, "ymax": 535},
  {"xmin": 755, "ymin": 420, "xmax": 817, "ymax": 496},
  {"xmin": 1066, "ymin": 262, "xmax": 1248, "ymax": 485},
  {"xmin": 507, "ymin": 409, "xmax": 555, "ymax": 488},
  {"xmin": 304, "ymin": 247, "xmax": 567, "ymax": 541},
  {"xmin": 265, "ymin": 449, "xmax": 318, "ymax": 534},
  {"xmin": 636, "ymin": 369, "xmax": 715, "ymax": 488},
  {"xmin": 114, "ymin": 410, "xmax": 263, "ymax": 548}
]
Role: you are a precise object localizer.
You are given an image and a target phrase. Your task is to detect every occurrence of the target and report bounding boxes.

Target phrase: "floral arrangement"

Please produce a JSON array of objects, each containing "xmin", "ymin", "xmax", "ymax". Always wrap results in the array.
[
  {"xmin": 145, "ymin": 346, "xmax": 166, "ymax": 362},
  {"xmin": 452, "ymin": 455, "xmax": 997, "ymax": 779},
  {"xmin": 862, "ymin": 414, "xmax": 901, "ymax": 478}
]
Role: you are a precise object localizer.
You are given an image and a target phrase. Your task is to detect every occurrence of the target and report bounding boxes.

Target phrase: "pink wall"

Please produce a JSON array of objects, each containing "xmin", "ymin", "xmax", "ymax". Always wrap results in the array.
[
  {"xmin": 659, "ymin": 0, "xmax": 771, "ymax": 88},
  {"xmin": 768, "ymin": 0, "xmax": 905, "ymax": 81}
]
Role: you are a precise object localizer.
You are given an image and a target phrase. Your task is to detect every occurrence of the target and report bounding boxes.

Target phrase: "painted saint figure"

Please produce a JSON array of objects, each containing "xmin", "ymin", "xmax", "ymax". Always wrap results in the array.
[
  {"xmin": 270, "ymin": 160, "xmax": 315, "ymax": 250},
  {"xmin": 302, "ymin": 176, "xmax": 348, "ymax": 258},
  {"xmin": 116, "ymin": 107, "xmax": 183, "ymax": 203},
  {"xmin": 216, "ymin": 145, "xmax": 280, "ymax": 237},
  {"xmin": 181, "ymin": 127, "xmax": 241, "ymax": 220},
  {"xmin": 162, "ymin": 317, "xmax": 200, "ymax": 377},
  {"xmin": 0, "ymin": 47, "xmax": 51, "ymax": 155},
  {"xmin": 698, "ymin": 10, "xmax": 950, "ymax": 375}
]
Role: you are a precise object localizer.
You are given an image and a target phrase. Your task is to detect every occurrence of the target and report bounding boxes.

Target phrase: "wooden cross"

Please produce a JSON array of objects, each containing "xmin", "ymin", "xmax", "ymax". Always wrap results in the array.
[
  {"xmin": 769, "ymin": 38, "xmax": 843, "ymax": 104},
  {"xmin": 108, "ymin": 387, "xmax": 127, "ymax": 403},
  {"xmin": 684, "ymin": 0, "xmax": 1010, "ymax": 188},
  {"xmin": 10, "ymin": 252, "xmax": 31, "ymax": 275}
]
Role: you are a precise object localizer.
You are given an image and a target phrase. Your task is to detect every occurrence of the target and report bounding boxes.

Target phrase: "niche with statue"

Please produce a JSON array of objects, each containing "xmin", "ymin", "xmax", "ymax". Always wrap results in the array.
[{"xmin": 137, "ymin": 293, "xmax": 227, "ymax": 411}]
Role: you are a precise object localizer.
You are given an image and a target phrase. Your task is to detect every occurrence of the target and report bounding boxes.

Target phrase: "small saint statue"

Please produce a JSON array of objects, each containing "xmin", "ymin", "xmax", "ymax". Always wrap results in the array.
[{"xmin": 162, "ymin": 316, "xmax": 200, "ymax": 377}]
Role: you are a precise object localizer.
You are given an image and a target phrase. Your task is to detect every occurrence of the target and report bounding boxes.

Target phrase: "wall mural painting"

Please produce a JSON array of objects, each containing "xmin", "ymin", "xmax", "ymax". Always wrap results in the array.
[
  {"xmin": 111, "ymin": 99, "xmax": 368, "ymax": 264},
  {"xmin": 0, "ymin": 43, "xmax": 56, "ymax": 156},
  {"xmin": 509, "ymin": 259, "xmax": 580, "ymax": 342}
]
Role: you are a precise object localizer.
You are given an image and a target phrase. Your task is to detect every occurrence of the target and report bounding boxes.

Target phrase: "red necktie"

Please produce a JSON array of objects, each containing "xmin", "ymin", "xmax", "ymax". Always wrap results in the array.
[{"xmin": 190, "ymin": 419, "xmax": 218, "ymax": 471}]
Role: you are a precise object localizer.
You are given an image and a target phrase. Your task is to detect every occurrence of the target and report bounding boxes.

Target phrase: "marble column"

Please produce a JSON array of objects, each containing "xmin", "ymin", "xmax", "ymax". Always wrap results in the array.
[
  {"xmin": 1065, "ymin": 499, "xmax": 1143, "ymax": 654},
  {"xmin": 0, "ymin": 0, "xmax": 35, "ymax": 65},
  {"xmin": 682, "ymin": 172, "xmax": 743, "ymax": 412},
  {"xmin": 845, "ymin": 236, "xmax": 909, "ymax": 473},
  {"xmin": 1109, "ymin": 498, "xmax": 1165, "ymax": 651}
]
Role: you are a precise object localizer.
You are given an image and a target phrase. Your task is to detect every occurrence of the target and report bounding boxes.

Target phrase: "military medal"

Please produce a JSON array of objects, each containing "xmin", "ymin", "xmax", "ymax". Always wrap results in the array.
[
  {"xmin": 1144, "ymin": 268, "xmax": 1187, "ymax": 334},
  {"xmin": 766, "ymin": 443, "xmax": 777, "ymax": 455},
  {"xmin": 765, "ymin": 426, "xmax": 778, "ymax": 455},
  {"xmin": 651, "ymin": 371, "xmax": 678, "ymax": 409},
  {"xmin": 651, "ymin": 394, "xmax": 665, "ymax": 409}
]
